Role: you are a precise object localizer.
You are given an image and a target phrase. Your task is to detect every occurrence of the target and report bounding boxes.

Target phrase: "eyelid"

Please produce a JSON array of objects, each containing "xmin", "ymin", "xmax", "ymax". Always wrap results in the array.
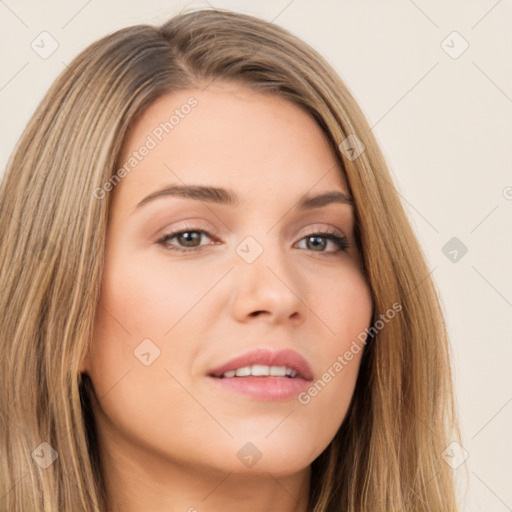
[
  {"xmin": 300, "ymin": 224, "xmax": 346, "ymax": 238},
  {"xmin": 153, "ymin": 220, "xmax": 217, "ymax": 242},
  {"xmin": 155, "ymin": 221, "xmax": 346, "ymax": 242}
]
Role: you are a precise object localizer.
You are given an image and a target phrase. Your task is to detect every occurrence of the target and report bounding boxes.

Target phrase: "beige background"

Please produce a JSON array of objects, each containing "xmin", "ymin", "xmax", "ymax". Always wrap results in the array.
[{"xmin": 1, "ymin": 1, "xmax": 511, "ymax": 510}]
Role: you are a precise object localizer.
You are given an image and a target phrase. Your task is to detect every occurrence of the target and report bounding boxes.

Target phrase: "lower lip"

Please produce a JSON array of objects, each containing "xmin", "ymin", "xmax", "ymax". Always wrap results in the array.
[{"xmin": 207, "ymin": 376, "xmax": 311, "ymax": 400}]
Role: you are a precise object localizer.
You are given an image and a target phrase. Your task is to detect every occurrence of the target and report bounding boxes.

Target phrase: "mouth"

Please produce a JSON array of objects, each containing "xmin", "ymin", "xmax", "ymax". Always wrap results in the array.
[
  {"xmin": 214, "ymin": 364, "xmax": 299, "ymax": 379},
  {"xmin": 207, "ymin": 348, "xmax": 313, "ymax": 400}
]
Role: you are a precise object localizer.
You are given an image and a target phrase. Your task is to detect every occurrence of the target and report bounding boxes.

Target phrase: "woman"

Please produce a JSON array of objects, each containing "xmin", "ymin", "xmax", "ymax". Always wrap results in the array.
[{"xmin": 0, "ymin": 8, "xmax": 460, "ymax": 511}]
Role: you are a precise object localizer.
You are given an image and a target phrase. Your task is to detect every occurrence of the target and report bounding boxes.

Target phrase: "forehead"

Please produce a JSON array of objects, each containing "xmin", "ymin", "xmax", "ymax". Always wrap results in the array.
[{"xmin": 115, "ymin": 82, "xmax": 349, "ymax": 208}]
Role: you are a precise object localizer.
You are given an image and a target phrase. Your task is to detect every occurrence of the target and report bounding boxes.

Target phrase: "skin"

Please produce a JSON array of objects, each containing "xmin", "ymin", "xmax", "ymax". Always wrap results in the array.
[{"xmin": 80, "ymin": 81, "xmax": 373, "ymax": 512}]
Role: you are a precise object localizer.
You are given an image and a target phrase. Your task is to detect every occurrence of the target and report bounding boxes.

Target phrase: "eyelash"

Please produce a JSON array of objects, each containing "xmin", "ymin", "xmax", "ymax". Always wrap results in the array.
[{"xmin": 156, "ymin": 225, "xmax": 350, "ymax": 256}]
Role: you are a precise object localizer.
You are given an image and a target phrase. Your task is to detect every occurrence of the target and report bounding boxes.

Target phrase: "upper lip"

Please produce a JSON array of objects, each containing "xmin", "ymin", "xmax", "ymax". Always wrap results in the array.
[{"xmin": 208, "ymin": 348, "xmax": 314, "ymax": 381}]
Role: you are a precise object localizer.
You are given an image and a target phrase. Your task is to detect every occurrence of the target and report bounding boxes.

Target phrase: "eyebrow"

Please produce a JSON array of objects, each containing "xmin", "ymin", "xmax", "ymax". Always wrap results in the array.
[{"xmin": 134, "ymin": 184, "xmax": 354, "ymax": 211}]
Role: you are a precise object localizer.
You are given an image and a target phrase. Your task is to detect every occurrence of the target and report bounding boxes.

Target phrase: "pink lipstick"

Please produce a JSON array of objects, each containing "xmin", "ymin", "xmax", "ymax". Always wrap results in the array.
[{"xmin": 207, "ymin": 348, "xmax": 313, "ymax": 400}]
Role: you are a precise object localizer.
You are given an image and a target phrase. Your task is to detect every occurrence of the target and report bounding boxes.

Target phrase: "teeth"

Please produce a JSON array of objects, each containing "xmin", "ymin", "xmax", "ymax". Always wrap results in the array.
[
  {"xmin": 286, "ymin": 368, "xmax": 297, "ymax": 377},
  {"xmin": 235, "ymin": 366, "xmax": 252, "ymax": 377},
  {"xmin": 222, "ymin": 365, "xmax": 297, "ymax": 378},
  {"xmin": 251, "ymin": 364, "xmax": 269, "ymax": 376},
  {"xmin": 270, "ymin": 365, "xmax": 286, "ymax": 376}
]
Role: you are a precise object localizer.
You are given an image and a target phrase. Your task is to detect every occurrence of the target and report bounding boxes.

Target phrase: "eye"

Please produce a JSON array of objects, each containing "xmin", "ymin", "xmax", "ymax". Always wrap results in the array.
[
  {"xmin": 156, "ymin": 226, "xmax": 216, "ymax": 252},
  {"xmin": 295, "ymin": 229, "xmax": 350, "ymax": 255},
  {"xmin": 156, "ymin": 225, "xmax": 350, "ymax": 255}
]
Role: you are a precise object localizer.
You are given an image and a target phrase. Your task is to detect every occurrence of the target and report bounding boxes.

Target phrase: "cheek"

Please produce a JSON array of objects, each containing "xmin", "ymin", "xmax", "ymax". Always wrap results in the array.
[
  {"xmin": 85, "ymin": 258, "xmax": 205, "ymax": 452},
  {"xmin": 95, "ymin": 252, "xmax": 215, "ymax": 343},
  {"xmin": 316, "ymin": 262, "xmax": 373, "ymax": 336},
  {"xmin": 298, "ymin": 266, "xmax": 372, "ymax": 426},
  {"xmin": 86, "ymin": 251, "xmax": 219, "ymax": 414}
]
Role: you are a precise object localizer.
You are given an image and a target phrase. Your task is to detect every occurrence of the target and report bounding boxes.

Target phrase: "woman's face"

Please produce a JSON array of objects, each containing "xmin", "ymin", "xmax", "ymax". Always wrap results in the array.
[{"xmin": 82, "ymin": 81, "xmax": 373, "ymax": 478}]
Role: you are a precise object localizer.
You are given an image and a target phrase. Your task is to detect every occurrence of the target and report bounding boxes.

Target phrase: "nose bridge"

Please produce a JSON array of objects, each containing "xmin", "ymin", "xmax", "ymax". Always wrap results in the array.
[
  {"xmin": 231, "ymin": 227, "xmax": 307, "ymax": 323},
  {"xmin": 232, "ymin": 204, "xmax": 287, "ymax": 266},
  {"xmin": 235, "ymin": 221, "xmax": 288, "ymax": 280}
]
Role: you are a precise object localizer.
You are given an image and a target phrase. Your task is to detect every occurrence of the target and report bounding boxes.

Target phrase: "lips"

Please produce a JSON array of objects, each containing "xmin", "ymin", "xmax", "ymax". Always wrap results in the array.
[{"xmin": 208, "ymin": 348, "xmax": 314, "ymax": 381}]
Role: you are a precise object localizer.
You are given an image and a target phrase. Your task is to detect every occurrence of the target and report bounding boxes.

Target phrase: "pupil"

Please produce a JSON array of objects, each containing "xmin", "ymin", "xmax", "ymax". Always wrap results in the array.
[
  {"xmin": 308, "ymin": 236, "xmax": 326, "ymax": 251},
  {"xmin": 179, "ymin": 232, "xmax": 200, "ymax": 246}
]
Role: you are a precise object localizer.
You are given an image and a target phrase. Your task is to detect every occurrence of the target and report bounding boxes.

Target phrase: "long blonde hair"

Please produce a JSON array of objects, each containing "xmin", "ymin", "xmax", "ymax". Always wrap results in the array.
[{"xmin": 0, "ymin": 8, "xmax": 459, "ymax": 511}]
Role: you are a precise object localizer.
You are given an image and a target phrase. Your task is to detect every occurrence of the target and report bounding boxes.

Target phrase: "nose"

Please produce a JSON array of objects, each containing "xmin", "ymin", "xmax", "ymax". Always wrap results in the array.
[{"xmin": 230, "ymin": 241, "xmax": 308, "ymax": 326}]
